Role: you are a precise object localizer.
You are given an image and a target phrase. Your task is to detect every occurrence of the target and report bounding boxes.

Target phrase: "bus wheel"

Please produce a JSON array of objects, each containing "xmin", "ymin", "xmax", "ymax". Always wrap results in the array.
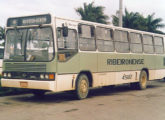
[
  {"xmin": 76, "ymin": 74, "xmax": 89, "ymax": 100},
  {"xmin": 138, "ymin": 70, "xmax": 148, "ymax": 90},
  {"xmin": 32, "ymin": 90, "xmax": 46, "ymax": 98},
  {"xmin": 131, "ymin": 70, "xmax": 147, "ymax": 90}
]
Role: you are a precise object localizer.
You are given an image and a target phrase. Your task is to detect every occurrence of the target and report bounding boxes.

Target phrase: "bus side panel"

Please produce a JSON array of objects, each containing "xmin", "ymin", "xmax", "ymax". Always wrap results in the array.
[
  {"xmin": 115, "ymin": 71, "xmax": 140, "ymax": 84},
  {"xmin": 96, "ymin": 53, "xmax": 116, "ymax": 86},
  {"xmin": 56, "ymin": 74, "xmax": 78, "ymax": 92},
  {"xmin": 92, "ymin": 72, "xmax": 115, "ymax": 87},
  {"xmin": 129, "ymin": 54, "xmax": 144, "ymax": 81},
  {"xmin": 129, "ymin": 54, "xmax": 144, "ymax": 71},
  {"xmin": 154, "ymin": 70, "xmax": 165, "ymax": 80},
  {"xmin": 56, "ymin": 54, "xmax": 80, "ymax": 91},
  {"xmin": 98, "ymin": 53, "xmax": 117, "ymax": 72},
  {"xmin": 114, "ymin": 54, "xmax": 132, "ymax": 84},
  {"xmin": 155, "ymin": 55, "xmax": 165, "ymax": 79},
  {"xmin": 144, "ymin": 55, "xmax": 156, "ymax": 80},
  {"xmin": 57, "ymin": 54, "xmax": 80, "ymax": 74},
  {"xmin": 97, "ymin": 53, "xmax": 138, "ymax": 85},
  {"xmin": 79, "ymin": 53, "xmax": 98, "ymax": 72}
]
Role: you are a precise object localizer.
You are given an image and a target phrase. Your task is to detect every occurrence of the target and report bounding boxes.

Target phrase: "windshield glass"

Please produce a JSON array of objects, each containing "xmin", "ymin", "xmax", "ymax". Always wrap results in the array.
[{"xmin": 4, "ymin": 27, "xmax": 54, "ymax": 62}]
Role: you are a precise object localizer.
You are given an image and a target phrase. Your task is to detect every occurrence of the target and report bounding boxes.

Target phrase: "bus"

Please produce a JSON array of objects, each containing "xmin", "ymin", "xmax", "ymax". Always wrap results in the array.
[
  {"xmin": 0, "ymin": 46, "xmax": 4, "ymax": 76},
  {"xmin": 1, "ymin": 14, "xmax": 165, "ymax": 99}
]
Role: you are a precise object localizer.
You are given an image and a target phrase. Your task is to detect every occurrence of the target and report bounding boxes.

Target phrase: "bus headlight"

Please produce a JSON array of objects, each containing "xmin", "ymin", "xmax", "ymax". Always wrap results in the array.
[
  {"xmin": 40, "ymin": 74, "xmax": 44, "ymax": 79},
  {"xmin": 45, "ymin": 74, "xmax": 49, "ymax": 79},
  {"xmin": 40, "ymin": 73, "xmax": 55, "ymax": 80},
  {"xmin": 3, "ymin": 73, "xmax": 7, "ymax": 77},
  {"xmin": 7, "ymin": 73, "xmax": 12, "ymax": 78}
]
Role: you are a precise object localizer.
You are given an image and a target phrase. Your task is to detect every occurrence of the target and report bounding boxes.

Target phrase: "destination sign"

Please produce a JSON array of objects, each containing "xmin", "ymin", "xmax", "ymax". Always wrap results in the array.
[
  {"xmin": 7, "ymin": 14, "xmax": 51, "ymax": 27},
  {"xmin": 107, "ymin": 59, "xmax": 144, "ymax": 65}
]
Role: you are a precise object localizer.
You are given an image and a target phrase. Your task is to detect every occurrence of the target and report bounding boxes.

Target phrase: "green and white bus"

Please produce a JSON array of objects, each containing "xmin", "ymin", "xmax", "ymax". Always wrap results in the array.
[
  {"xmin": 0, "ymin": 46, "xmax": 4, "ymax": 76},
  {"xmin": 1, "ymin": 14, "xmax": 165, "ymax": 99}
]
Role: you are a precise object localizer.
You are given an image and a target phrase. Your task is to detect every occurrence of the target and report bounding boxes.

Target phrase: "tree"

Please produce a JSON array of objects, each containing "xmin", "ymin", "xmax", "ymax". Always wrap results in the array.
[
  {"xmin": 112, "ymin": 9, "xmax": 144, "ymax": 29},
  {"xmin": 0, "ymin": 27, "xmax": 4, "ymax": 40},
  {"xmin": 112, "ymin": 9, "xmax": 165, "ymax": 34},
  {"xmin": 145, "ymin": 13, "xmax": 165, "ymax": 34},
  {"xmin": 75, "ymin": 2, "xmax": 109, "ymax": 24}
]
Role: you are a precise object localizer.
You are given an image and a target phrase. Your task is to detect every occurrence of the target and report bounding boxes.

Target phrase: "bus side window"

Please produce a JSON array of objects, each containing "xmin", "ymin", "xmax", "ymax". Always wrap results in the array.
[
  {"xmin": 154, "ymin": 36, "xmax": 164, "ymax": 54},
  {"xmin": 57, "ymin": 28, "xmax": 78, "ymax": 61},
  {"xmin": 143, "ymin": 34, "xmax": 154, "ymax": 54},
  {"xmin": 130, "ymin": 32, "xmax": 143, "ymax": 53},
  {"xmin": 114, "ymin": 30, "xmax": 129, "ymax": 53},
  {"xmin": 96, "ymin": 27, "xmax": 114, "ymax": 52},
  {"xmin": 78, "ymin": 24, "xmax": 96, "ymax": 51}
]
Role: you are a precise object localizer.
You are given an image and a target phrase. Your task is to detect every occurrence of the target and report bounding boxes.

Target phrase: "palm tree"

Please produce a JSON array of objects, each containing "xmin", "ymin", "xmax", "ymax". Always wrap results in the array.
[
  {"xmin": 123, "ymin": 9, "xmax": 145, "ymax": 30},
  {"xmin": 75, "ymin": 2, "xmax": 109, "ymax": 24},
  {"xmin": 112, "ymin": 9, "xmax": 165, "ymax": 34},
  {"xmin": 145, "ymin": 13, "xmax": 165, "ymax": 34},
  {"xmin": 112, "ymin": 9, "xmax": 146, "ymax": 30},
  {"xmin": 0, "ymin": 27, "xmax": 4, "ymax": 40}
]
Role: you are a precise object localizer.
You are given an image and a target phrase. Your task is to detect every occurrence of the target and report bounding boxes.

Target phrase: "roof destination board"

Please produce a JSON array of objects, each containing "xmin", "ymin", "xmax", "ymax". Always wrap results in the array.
[{"xmin": 7, "ymin": 14, "xmax": 51, "ymax": 27}]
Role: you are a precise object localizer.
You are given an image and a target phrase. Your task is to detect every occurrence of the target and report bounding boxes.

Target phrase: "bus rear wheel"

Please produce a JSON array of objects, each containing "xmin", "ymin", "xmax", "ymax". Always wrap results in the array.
[
  {"xmin": 76, "ymin": 74, "xmax": 89, "ymax": 100},
  {"xmin": 131, "ymin": 70, "xmax": 147, "ymax": 90},
  {"xmin": 139, "ymin": 70, "xmax": 148, "ymax": 90}
]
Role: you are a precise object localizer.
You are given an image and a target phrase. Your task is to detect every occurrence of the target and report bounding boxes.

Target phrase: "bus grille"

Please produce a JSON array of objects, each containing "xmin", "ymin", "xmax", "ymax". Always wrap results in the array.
[{"xmin": 5, "ymin": 63, "xmax": 46, "ymax": 72}]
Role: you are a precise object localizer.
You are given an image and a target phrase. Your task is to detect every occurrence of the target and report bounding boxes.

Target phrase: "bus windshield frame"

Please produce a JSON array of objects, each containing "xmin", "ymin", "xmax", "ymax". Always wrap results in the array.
[{"xmin": 4, "ymin": 26, "xmax": 55, "ymax": 62}]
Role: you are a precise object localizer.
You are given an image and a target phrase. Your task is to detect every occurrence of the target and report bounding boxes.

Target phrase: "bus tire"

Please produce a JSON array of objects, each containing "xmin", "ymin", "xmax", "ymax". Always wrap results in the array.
[
  {"xmin": 131, "ymin": 70, "xmax": 147, "ymax": 90},
  {"xmin": 76, "ymin": 74, "xmax": 89, "ymax": 100},
  {"xmin": 32, "ymin": 90, "xmax": 45, "ymax": 98},
  {"xmin": 138, "ymin": 70, "xmax": 148, "ymax": 90}
]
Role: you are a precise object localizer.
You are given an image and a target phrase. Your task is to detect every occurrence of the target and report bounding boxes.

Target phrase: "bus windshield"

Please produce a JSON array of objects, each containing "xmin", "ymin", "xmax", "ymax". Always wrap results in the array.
[{"xmin": 4, "ymin": 27, "xmax": 54, "ymax": 62}]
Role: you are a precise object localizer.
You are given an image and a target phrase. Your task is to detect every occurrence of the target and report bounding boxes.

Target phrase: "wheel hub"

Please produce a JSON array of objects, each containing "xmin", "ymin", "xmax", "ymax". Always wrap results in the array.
[
  {"xmin": 141, "ymin": 75, "xmax": 146, "ymax": 87},
  {"xmin": 80, "ymin": 80, "xmax": 87, "ymax": 93}
]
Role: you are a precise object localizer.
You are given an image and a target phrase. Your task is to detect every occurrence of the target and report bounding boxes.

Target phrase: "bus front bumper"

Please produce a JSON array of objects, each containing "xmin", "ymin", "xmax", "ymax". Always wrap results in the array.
[{"xmin": 1, "ymin": 78, "xmax": 56, "ymax": 91}]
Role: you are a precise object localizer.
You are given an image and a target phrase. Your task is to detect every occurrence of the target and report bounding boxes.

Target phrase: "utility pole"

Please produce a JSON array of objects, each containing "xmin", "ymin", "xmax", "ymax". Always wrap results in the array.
[{"xmin": 119, "ymin": 0, "xmax": 123, "ymax": 27}]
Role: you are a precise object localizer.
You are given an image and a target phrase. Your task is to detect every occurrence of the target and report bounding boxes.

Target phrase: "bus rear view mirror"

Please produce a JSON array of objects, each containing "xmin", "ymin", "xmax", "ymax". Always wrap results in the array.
[
  {"xmin": 62, "ymin": 24, "xmax": 68, "ymax": 37},
  {"xmin": 78, "ymin": 25, "xmax": 82, "ymax": 34}
]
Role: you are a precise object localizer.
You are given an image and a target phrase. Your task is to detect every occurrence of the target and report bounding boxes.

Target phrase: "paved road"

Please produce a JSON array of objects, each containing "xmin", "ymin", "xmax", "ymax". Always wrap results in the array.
[{"xmin": 1, "ymin": 80, "xmax": 165, "ymax": 120}]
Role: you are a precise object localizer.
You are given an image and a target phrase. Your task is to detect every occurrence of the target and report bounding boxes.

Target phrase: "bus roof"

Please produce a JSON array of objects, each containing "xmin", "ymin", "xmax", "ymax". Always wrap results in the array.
[
  {"xmin": 55, "ymin": 16, "xmax": 165, "ymax": 37},
  {"xmin": 6, "ymin": 13, "xmax": 165, "ymax": 37}
]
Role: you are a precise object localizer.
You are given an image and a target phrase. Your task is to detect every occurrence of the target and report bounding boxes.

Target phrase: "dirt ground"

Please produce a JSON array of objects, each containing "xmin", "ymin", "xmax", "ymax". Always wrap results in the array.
[{"xmin": 1, "ymin": 80, "xmax": 165, "ymax": 120}]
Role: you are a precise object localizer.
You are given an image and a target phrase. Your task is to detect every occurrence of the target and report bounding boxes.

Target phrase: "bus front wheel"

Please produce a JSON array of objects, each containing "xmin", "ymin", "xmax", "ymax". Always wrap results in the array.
[{"xmin": 76, "ymin": 74, "xmax": 89, "ymax": 100}]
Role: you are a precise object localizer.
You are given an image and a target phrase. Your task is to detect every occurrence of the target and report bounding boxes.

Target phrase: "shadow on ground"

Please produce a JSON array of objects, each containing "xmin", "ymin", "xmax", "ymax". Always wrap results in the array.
[{"xmin": 7, "ymin": 81, "xmax": 162, "ymax": 104}]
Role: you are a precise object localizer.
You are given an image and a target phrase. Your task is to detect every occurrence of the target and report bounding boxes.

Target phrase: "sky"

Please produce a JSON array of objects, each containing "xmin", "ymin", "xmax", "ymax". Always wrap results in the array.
[{"xmin": 0, "ymin": 0, "xmax": 165, "ymax": 31}]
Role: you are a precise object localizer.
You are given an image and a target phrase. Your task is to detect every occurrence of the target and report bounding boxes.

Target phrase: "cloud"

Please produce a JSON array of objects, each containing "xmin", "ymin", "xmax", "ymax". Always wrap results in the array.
[{"xmin": 0, "ymin": 0, "xmax": 118, "ymax": 26}]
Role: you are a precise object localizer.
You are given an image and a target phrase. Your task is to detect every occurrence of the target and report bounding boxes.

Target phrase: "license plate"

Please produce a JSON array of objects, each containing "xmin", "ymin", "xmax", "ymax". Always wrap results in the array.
[{"xmin": 20, "ymin": 82, "xmax": 28, "ymax": 88}]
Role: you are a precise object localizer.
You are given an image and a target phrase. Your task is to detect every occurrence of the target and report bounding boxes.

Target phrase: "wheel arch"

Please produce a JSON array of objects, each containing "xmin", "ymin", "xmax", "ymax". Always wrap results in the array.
[{"xmin": 76, "ymin": 71, "xmax": 93, "ymax": 87}]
